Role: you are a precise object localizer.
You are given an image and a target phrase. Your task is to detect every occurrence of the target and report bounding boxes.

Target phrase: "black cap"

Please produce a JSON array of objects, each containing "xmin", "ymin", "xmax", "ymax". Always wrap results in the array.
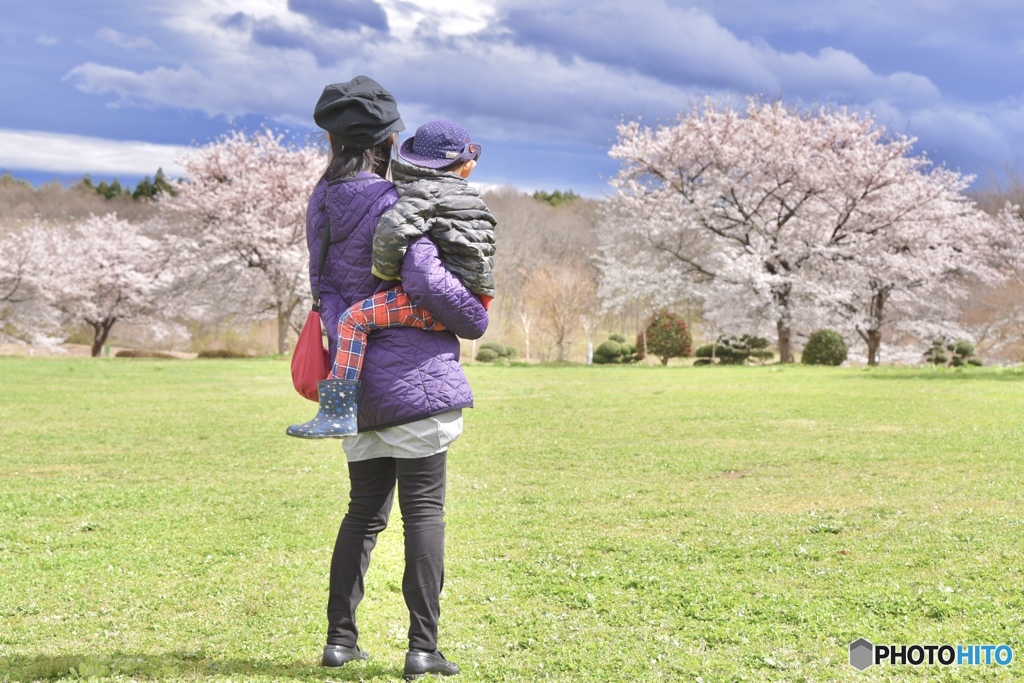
[{"xmin": 313, "ymin": 75, "xmax": 405, "ymax": 149}]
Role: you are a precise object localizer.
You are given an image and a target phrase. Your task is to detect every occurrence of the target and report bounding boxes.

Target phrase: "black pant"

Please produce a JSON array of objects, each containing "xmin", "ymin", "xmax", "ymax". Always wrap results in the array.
[{"xmin": 326, "ymin": 451, "xmax": 447, "ymax": 652}]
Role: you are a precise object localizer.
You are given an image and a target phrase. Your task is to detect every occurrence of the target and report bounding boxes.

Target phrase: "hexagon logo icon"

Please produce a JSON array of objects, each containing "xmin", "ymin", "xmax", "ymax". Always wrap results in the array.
[{"xmin": 849, "ymin": 638, "xmax": 874, "ymax": 670}]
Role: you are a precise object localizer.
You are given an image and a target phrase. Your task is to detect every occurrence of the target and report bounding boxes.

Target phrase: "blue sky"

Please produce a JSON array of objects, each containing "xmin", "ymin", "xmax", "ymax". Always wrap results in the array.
[{"xmin": 2, "ymin": 0, "xmax": 1023, "ymax": 196}]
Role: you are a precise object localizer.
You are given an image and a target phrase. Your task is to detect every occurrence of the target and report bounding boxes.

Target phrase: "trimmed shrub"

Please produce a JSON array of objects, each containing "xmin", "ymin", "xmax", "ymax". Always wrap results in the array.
[
  {"xmin": 951, "ymin": 340, "xmax": 981, "ymax": 367},
  {"xmin": 695, "ymin": 335, "xmax": 773, "ymax": 365},
  {"xmin": 595, "ymin": 339, "xmax": 622, "ymax": 359},
  {"xmin": 475, "ymin": 348, "xmax": 500, "ymax": 363},
  {"xmin": 637, "ymin": 312, "xmax": 692, "ymax": 366},
  {"xmin": 593, "ymin": 336, "xmax": 637, "ymax": 364},
  {"xmin": 925, "ymin": 339, "xmax": 983, "ymax": 367},
  {"xmin": 954, "ymin": 341, "xmax": 974, "ymax": 356},
  {"xmin": 475, "ymin": 341, "xmax": 518, "ymax": 363},
  {"xmin": 480, "ymin": 341, "xmax": 506, "ymax": 357},
  {"xmin": 801, "ymin": 330, "xmax": 847, "ymax": 366}
]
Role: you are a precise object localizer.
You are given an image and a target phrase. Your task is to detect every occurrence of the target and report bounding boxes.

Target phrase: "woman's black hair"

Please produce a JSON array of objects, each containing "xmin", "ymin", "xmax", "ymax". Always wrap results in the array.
[{"xmin": 322, "ymin": 133, "xmax": 394, "ymax": 181}]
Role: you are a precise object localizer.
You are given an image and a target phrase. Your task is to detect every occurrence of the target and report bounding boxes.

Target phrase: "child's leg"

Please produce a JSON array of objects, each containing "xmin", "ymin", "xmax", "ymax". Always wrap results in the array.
[{"xmin": 332, "ymin": 286, "xmax": 445, "ymax": 380}]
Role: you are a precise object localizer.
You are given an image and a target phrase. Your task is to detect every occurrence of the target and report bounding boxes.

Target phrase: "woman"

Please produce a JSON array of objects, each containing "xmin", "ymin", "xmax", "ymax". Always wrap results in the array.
[{"xmin": 306, "ymin": 76, "xmax": 487, "ymax": 678}]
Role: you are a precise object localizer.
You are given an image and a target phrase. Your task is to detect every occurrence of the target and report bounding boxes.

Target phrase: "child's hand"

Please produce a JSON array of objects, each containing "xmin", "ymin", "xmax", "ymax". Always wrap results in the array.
[{"xmin": 371, "ymin": 264, "xmax": 402, "ymax": 281}]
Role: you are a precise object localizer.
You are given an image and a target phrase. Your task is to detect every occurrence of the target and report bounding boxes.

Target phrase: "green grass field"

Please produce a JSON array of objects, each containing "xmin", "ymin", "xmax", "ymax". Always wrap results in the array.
[{"xmin": 1, "ymin": 358, "xmax": 1023, "ymax": 682}]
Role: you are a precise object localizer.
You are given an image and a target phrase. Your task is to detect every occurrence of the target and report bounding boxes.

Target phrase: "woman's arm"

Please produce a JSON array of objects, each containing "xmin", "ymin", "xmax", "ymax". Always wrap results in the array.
[{"xmin": 400, "ymin": 235, "xmax": 489, "ymax": 339}]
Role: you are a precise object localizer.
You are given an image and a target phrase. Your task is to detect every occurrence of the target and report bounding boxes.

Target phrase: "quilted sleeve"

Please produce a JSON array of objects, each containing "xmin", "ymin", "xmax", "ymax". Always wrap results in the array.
[{"xmin": 401, "ymin": 235, "xmax": 489, "ymax": 339}]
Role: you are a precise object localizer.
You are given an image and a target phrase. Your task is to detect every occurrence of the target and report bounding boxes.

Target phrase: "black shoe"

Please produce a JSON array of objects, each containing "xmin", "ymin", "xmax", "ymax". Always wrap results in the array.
[
  {"xmin": 321, "ymin": 644, "xmax": 369, "ymax": 667},
  {"xmin": 403, "ymin": 649, "xmax": 460, "ymax": 679}
]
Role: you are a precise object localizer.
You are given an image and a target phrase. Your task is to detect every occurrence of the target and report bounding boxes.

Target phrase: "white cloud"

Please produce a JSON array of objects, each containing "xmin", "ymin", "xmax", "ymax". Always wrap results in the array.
[
  {"xmin": 853, "ymin": 97, "xmax": 1024, "ymax": 178},
  {"xmin": 42, "ymin": 0, "xmax": 1024, "ymax": 183},
  {"xmin": 379, "ymin": 0, "xmax": 498, "ymax": 38},
  {"xmin": 0, "ymin": 129, "xmax": 187, "ymax": 177},
  {"xmin": 35, "ymin": 35, "xmax": 61, "ymax": 47},
  {"xmin": 683, "ymin": 0, "xmax": 1024, "ymax": 39},
  {"xmin": 498, "ymin": 1, "xmax": 941, "ymax": 106},
  {"xmin": 66, "ymin": 62, "xmax": 246, "ymax": 116},
  {"xmin": 58, "ymin": 0, "xmax": 708, "ymax": 145},
  {"xmin": 903, "ymin": 102, "xmax": 1024, "ymax": 175},
  {"xmin": 766, "ymin": 47, "xmax": 940, "ymax": 103},
  {"xmin": 65, "ymin": 0, "xmax": 943, "ymax": 134},
  {"xmin": 95, "ymin": 27, "xmax": 158, "ymax": 51}
]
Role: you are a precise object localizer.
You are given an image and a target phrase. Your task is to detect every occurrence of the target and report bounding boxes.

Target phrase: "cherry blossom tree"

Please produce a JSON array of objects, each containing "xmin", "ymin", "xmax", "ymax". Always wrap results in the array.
[
  {"xmin": 596, "ymin": 199, "xmax": 695, "ymax": 318},
  {"xmin": 968, "ymin": 203, "xmax": 1024, "ymax": 359},
  {"xmin": 599, "ymin": 98, "xmax": 997, "ymax": 363},
  {"xmin": 23, "ymin": 214, "xmax": 177, "ymax": 356},
  {"xmin": 991, "ymin": 202, "xmax": 1024, "ymax": 280},
  {"xmin": 164, "ymin": 129, "xmax": 323, "ymax": 354},
  {"xmin": 810, "ymin": 167, "xmax": 1000, "ymax": 364},
  {"xmin": 0, "ymin": 222, "xmax": 63, "ymax": 346},
  {"xmin": 601, "ymin": 100, "xmax": 846, "ymax": 361},
  {"xmin": 0, "ymin": 228, "xmax": 34, "ymax": 304}
]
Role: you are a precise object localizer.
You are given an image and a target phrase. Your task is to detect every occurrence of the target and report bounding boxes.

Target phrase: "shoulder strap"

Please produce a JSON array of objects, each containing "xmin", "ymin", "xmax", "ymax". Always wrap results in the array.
[{"xmin": 311, "ymin": 209, "xmax": 332, "ymax": 311}]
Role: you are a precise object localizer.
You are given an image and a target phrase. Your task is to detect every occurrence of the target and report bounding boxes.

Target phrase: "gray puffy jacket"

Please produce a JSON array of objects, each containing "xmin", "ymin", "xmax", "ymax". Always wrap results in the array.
[{"xmin": 372, "ymin": 159, "xmax": 497, "ymax": 298}]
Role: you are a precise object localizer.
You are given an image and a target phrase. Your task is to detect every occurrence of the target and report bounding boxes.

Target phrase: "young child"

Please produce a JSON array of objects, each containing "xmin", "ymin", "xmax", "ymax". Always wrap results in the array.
[
  {"xmin": 332, "ymin": 119, "xmax": 496, "ymax": 383},
  {"xmin": 287, "ymin": 120, "xmax": 496, "ymax": 439}
]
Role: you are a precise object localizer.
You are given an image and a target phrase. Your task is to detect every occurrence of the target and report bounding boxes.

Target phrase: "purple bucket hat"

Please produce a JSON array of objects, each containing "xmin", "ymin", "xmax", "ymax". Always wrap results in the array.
[{"xmin": 399, "ymin": 119, "xmax": 482, "ymax": 169}]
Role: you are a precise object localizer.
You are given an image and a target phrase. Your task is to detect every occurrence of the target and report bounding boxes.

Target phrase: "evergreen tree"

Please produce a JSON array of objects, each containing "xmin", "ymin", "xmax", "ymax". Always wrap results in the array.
[
  {"xmin": 153, "ymin": 168, "xmax": 177, "ymax": 197},
  {"xmin": 79, "ymin": 169, "xmax": 176, "ymax": 201},
  {"xmin": 532, "ymin": 189, "xmax": 580, "ymax": 207},
  {"xmin": 132, "ymin": 176, "xmax": 155, "ymax": 200},
  {"xmin": 0, "ymin": 171, "xmax": 33, "ymax": 189}
]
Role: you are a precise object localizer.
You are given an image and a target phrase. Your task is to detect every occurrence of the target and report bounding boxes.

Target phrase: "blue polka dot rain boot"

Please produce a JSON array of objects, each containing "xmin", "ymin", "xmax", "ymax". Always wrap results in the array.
[{"xmin": 286, "ymin": 379, "xmax": 359, "ymax": 438}]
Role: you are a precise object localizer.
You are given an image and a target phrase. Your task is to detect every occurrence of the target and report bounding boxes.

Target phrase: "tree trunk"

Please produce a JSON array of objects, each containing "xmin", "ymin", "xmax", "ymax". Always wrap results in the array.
[
  {"xmin": 89, "ymin": 318, "xmax": 116, "ymax": 357},
  {"xmin": 277, "ymin": 312, "xmax": 289, "ymax": 355},
  {"xmin": 865, "ymin": 330, "xmax": 882, "ymax": 366},
  {"xmin": 277, "ymin": 297, "xmax": 300, "ymax": 355},
  {"xmin": 865, "ymin": 290, "xmax": 888, "ymax": 367},
  {"xmin": 776, "ymin": 319, "xmax": 793, "ymax": 364},
  {"xmin": 774, "ymin": 284, "xmax": 794, "ymax": 363}
]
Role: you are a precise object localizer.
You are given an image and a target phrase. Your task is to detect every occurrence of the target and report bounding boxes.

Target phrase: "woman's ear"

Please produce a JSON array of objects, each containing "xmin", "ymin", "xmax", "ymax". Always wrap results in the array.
[{"xmin": 459, "ymin": 160, "xmax": 477, "ymax": 179}]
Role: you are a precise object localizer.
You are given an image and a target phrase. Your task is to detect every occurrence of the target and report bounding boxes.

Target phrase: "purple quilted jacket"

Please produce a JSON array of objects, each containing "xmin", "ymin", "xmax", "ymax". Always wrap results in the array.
[{"xmin": 306, "ymin": 171, "xmax": 489, "ymax": 431}]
